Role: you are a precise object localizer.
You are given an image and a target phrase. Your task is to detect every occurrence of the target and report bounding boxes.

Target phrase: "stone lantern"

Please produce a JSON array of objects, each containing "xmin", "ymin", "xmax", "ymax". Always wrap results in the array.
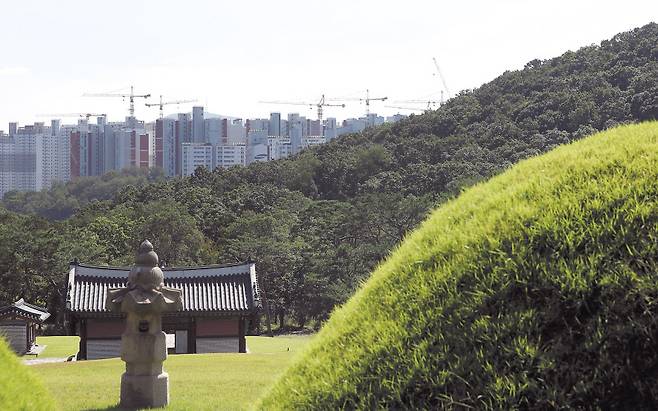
[{"xmin": 106, "ymin": 240, "xmax": 183, "ymax": 408}]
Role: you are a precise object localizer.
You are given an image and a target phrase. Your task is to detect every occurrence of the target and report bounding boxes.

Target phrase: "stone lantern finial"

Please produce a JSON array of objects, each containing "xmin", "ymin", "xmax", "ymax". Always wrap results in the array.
[
  {"xmin": 136, "ymin": 240, "xmax": 158, "ymax": 267},
  {"xmin": 105, "ymin": 240, "xmax": 183, "ymax": 408}
]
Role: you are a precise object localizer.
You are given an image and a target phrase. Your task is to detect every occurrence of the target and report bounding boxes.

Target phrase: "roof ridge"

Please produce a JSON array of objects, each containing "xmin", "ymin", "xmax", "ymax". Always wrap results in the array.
[
  {"xmin": 74, "ymin": 261, "xmax": 253, "ymax": 271},
  {"xmin": 20, "ymin": 301, "xmax": 49, "ymax": 313},
  {"xmin": 73, "ymin": 272, "xmax": 249, "ymax": 284}
]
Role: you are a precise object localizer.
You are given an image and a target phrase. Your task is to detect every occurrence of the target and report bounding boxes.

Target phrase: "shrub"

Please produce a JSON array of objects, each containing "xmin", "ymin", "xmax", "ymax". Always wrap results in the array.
[{"xmin": 0, "ymin": 338, "xmax": 56, "ymax": 410}]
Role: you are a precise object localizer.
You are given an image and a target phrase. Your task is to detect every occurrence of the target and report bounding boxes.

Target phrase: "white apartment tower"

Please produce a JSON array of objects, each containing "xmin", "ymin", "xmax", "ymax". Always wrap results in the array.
[
  {"xmin": 181, "ymin": 142, "xmax": 213, "ymax": 176},
  {"xmin": 192, "ymin": 106, "xmax": 205, "ymax": 143}
]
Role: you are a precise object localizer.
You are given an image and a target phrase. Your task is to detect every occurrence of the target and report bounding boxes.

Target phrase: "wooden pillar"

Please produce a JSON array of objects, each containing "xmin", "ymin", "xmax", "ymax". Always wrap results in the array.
[
  {"xmin": 69, "ymin": 317, "xmax": 77, "ymax": 336},
  {"xmin": 79, "ymin": 319, "xmax": 87, "ymax": 360},
  {"xmin": 238, "ymin": 317, "xmax": 246, "ymax": 353},
  {"xmin": 188, "ymin": 318, "xmax": 196, "ymax": 354}
]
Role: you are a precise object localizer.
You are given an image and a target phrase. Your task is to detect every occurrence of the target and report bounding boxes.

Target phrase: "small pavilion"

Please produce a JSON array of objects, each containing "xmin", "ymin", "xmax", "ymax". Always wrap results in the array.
[
  {"xmin": 0, "ymin": 299, "xmax": 50, "ymax": 355},
  {"xmin": 65, "ymin": 260, "xmax": 260, "ymax": 360}
]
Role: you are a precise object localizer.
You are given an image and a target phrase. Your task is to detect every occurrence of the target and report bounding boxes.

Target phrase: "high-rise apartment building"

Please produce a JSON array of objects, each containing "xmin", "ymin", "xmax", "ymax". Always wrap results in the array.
[
  {"xmin": 267, "ymin": 137, "xmax": 292, "ymax": 161},
  {"xmin": 175, "ymin": 113, "xmax": 192, "ymax": 175},
  {"xmin": 155, "ymin": 118, "xmax": 177, "ymax": 177},
  {"xmin": 307, "ymin": 119, "xmax": 322, "ymax": 136},
  {"xmin": 225, "ymin": 118, "xmax": 246, "ymax": 145},
  {"xmin": 181, "ymin": 142, "xmax": 213, "ymax": 176},
  {"xmin": 246, "ymin": 118, "xmax": 269, "ymax": 135},
  {"xmin": 0, "ymin": 132, "xmax": 38, "ymax": 196},
  {"xmin": 290, "ymin": 122, "xmax": 303, "ymax": 155},
  {"xmin": 324, "ymin": 117, "xmax": 338, "ymax": 141},
  {"xmin": 205, "ymin": 118, "xmax": 222, "ymax": 146},
  {"xmin": 215, "ymin": 145, "xmax": 246, "ymax": 169},
  {"xmin": 269, "ymin": 113, "xmax": 281, "ymax": 137},
  {"xmin": 40, "ymin": 121, "xmax": 70, "ymax": 188},
  {"xmin": 192, "ymin": 106, "xmax": 205, "ymax": 143},
  {"xmin": 246, "ymin": 129, "xmax": 268, "ymax": 165},
  {"xmin": 0, "ymin": 122, "xmax": 70, "ymax": 198}
]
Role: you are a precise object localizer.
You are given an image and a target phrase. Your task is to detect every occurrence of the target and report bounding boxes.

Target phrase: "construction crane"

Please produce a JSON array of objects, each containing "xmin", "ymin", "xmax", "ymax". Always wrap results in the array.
[
  {"xmin": 259, "ymin": 94, "xmax": 345, "ymax": 121},
  {"xmin": 384, "ymin": 105, "xmax": 425, "ymax": 113},
  {"xmin": 433, "ymin": 57, "xmax": 451, "ymax": 104},
  {"xmin": 37, "ymin": 113, "xmax": 107, "ymax": 121},
  {"xmin": 83, "ymin": 85, "xmax": 151, "ymax": 118},
  {"xmin": 393, "ymin": 99, "xmax": 441, "ymax": 110},
  {"xmin": 330, "ymin": 89, "xmax": 388, "ymax": 118},
  {"xmin": 145, "ymin": 95, "xmax": 198, "ymax": 119}
]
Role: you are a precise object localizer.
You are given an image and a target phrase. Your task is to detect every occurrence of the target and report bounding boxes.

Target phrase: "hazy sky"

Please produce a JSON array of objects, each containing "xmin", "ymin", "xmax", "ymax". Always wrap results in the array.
[{"xmin": 0, "ymin": 0, "xmax": 656, "ymax": 130}]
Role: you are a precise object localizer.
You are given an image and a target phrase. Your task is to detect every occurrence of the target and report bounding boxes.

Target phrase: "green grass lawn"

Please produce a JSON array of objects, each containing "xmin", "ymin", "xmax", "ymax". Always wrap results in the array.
[
  {"xmin": 36, "ymin": 336, "xmax": 79, "ymax": 358},
  {"xmin": 31, "ymin": 335, "xmax": 311, "ymax": 410}
]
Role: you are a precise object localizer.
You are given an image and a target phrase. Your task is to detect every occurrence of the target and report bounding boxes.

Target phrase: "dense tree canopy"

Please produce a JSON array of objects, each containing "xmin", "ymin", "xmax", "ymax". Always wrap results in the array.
[{"xmin": 1, "ymin": 23, "xmax": 657, "ymax": 331}]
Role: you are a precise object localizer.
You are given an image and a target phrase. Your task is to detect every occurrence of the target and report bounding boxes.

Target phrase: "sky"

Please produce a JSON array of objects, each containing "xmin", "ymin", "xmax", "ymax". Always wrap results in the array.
[{"xmin": 0, "ymin": 0, "xmax": 656, "ymax": 130}]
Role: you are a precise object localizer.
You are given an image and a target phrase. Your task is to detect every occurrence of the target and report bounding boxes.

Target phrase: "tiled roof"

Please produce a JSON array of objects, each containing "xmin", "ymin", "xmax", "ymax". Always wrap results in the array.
[
  {"xmin": 66, "ymin": 262, "xmax": 259, "ymax": 315},
  {"xmin": 0, "ymin": 299, "xmax": 50, "ymax": 323}
]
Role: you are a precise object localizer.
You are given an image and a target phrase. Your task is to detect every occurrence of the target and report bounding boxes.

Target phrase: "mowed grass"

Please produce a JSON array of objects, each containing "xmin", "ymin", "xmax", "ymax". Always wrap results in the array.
[
  {"xmin": 32, "ymin": 335, "xmax": 311, "ymax": 410},
  {"xmin": 259, "ymin": 123, "xmax": 658, "ymax": 409},
  {"xmin": 36, "ymin": 336, "xmax": 79, "ymax": 358}
]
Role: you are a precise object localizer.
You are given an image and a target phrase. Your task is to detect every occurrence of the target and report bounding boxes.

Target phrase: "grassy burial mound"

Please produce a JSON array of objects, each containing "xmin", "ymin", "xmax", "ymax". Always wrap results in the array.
[
  {"xmin": 259, "ymin": 122, "xmax": 658, "ymax": 410},
  {"xmin": 0, "ymin": 339, "xmax": 56, "ymax": 411}
]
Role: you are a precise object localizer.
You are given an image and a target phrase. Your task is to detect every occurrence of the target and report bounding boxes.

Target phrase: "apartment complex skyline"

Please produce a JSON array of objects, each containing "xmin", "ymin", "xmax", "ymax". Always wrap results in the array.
[{"xmin": 0, "ymin": 107, "xmax": 407, "ymax": 197}]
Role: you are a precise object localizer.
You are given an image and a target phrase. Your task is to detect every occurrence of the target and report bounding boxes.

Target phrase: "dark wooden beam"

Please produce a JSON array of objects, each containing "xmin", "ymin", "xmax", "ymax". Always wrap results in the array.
[
  {"xmin": 238, "ymin": 317, "xmax": 246, "ymax": 353},
  {"xmin": 189, "ymin": 318, "xmax": 196, "ymax": 354},
  {"xmin": 78, "ymin": 319, "xmax": 87, "ymax": 360}
]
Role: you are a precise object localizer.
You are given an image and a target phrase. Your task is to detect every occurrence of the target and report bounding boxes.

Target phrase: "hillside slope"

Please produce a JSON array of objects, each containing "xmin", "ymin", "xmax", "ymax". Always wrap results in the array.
[
  {"xmin": 2, "ymin": 23, "xmax": 658, "ymax": 331},
  {"xmin": 258, "ymin": 122, "xmax": 658, "ymax": 409},
  {"xmin": 0, "ymin": 339, "xmax": 56, "ymax": 410}
]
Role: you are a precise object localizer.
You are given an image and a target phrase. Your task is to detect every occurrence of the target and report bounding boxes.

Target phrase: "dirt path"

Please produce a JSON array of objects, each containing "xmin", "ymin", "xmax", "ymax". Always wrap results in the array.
[{"xmin": 23, "ymin": 357, "xmax": 70, "ymax": 365}]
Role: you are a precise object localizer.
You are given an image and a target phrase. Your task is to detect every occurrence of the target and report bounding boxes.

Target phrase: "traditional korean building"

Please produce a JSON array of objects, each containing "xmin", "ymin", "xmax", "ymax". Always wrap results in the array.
[
  {"xmin": 65, "ymin": 260, "xmax": 260, "ymax": 360},
  {"xmin": 0, "ymin": 299, "xmax": 50, "ymax": 355}
]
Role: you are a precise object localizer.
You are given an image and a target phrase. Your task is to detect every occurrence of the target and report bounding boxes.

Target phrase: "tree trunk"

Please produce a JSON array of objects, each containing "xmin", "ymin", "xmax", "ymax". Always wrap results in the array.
[{"xmin": 278, "ymin": 310, "xmax": 285, "ymax": 330}]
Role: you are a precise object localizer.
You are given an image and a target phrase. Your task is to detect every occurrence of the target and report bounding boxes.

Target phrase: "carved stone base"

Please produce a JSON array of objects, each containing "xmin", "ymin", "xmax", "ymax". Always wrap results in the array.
[{"xmin": 120, "ymin": 372, "xmax": 169, "ymax": 408}]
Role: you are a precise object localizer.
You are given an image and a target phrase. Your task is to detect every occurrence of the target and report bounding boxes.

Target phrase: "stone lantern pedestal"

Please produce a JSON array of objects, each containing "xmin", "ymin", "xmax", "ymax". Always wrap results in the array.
[{"xmin": 106, "ymin": 240, "xmax": 183, "ymax": 409}]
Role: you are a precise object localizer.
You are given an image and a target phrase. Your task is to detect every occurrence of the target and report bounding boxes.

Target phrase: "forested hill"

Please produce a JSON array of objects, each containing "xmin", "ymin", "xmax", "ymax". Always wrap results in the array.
[{"xmin": 1, "ymin": 23, "xmax": 657, "ymax": 330}]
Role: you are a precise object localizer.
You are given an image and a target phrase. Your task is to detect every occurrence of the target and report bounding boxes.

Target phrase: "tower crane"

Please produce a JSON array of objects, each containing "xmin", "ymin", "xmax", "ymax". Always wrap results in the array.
[
  {"xmin": 259, "ymin": 94, "xmax": 345, "ymax": 121},
  {"xmin": 433, "ymin": 57, "xmax": 451, "ymax": 104},
  {"xmin": 384, "ymin": 105, "xmax": 425, "ymax": 112},
  {"xmin": 330, "ymin": 89, "xmax": 388, "ymax": 118},
  {"xmin": 145, "ymin": 95, "xmax": 198, "ymax": 119},
  {"xmin": 83, "ymin": 85, "xmax": 151, "ymax": 118},
  {"xmin": 37, "ymin": 113, "xmax": 107, "ymax": 121},
  {"xmin": 393, "ymin": 99, "xmax": 441, "ymax": 110}
]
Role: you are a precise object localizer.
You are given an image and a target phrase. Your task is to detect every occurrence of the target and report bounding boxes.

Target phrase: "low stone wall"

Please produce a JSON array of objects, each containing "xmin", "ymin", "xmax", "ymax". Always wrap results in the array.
[
  {"xmin": 196, "ymin": 337, "xmax": 239, "ymax": 353},
  {"xmin": 87, "ymin": 339, "xmax": 121, "ymax": 359}
]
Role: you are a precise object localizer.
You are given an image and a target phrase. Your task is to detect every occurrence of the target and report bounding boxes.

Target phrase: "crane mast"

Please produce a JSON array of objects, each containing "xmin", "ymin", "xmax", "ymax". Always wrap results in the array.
[
  {"xmin": 259, "ymin": 94, "xmax": 345, "ymax": 121},
  {"xmin": 145, "ymin": 95, "xmax": 198, "ymax": 119},
  {"xmin": 393, "ymin": 99, "xmax": 440, "ymax": 110},
  {"xmin": 362, "ymin": 89, "xmax": 387, "ymax": 117},
  {"xmin": 37, "ymin": 112, "xmax": 107, "ymax": 121},
  {"xmin": 83, "ymin": 85, "xmax": 151, "ymax": 118},
  {"xmin": 329, "ymin": 90, "xmax": 387, "ymax": 123},
  {"xmin": 433, "ymin": 57, "xmax": 451, "ymax": 104}
]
